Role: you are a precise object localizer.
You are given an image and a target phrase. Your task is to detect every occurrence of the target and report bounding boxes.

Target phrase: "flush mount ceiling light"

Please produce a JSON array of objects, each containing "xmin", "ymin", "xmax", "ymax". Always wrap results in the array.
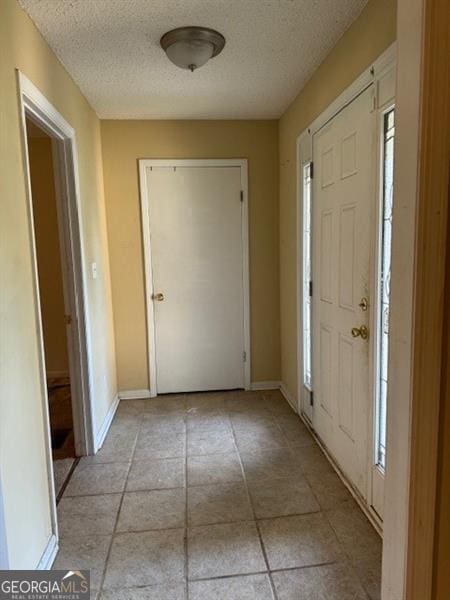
[{"xmin": 160, "ymin": 26, "xmax": 225, "ymax": 72}]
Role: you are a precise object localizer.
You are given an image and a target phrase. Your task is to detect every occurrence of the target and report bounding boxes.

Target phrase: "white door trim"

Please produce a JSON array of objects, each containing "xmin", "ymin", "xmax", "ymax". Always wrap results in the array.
[
  {"xmin": 139, "ymin": 159, "xmax": 251, "ymax": 397},
  {"xmin": 16, "ymin": 72, "xmax": 96, "ymax": 565}
]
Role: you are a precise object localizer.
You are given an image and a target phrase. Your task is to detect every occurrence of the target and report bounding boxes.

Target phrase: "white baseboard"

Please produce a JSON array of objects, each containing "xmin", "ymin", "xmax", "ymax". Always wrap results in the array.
[
  {"xmin": 94, "ymin": 393, "xmax": 119, "ymax": 452},
  {"xmin": 250, "ymin": 381, "xmax": 281, "ymax": 391},
  {"xmin": 37, "ymin": 533, "xmax": 58, "ymax": 570},
  {"xmin": 118, "ymin": 389, "xmax": 152, "ymax": 400},
  {"xmin": 279, "ymin": 382, "xmax": 299, "ymax": 414},
  {"xmin": 46, "ymin": 370, "xmax": 69, "ymax": 379}
]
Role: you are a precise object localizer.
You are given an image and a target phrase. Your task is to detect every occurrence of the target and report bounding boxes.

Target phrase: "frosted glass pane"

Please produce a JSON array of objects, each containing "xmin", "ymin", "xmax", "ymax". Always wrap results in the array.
[
  {"xmin": 377, "ymin": 109, "xmax": 395, "ymax": 470},
  {"xmin": 303, "ymin": 163, "xmax": 312, "ymax": 390}
]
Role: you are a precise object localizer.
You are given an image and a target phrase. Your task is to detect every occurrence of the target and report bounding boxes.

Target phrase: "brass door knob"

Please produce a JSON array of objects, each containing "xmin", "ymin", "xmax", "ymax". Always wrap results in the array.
[
  {"xmin": 351, "ymin": 325, "xmax": 369, "ymax": 340},
  {"xmin": 152, "ymin": 292, "xmax": 165, "ymax": 301}
]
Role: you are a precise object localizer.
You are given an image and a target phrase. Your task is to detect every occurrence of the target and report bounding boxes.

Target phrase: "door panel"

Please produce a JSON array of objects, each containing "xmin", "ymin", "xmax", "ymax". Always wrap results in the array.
[
  {"xmin": 146, "ymin": 166, "xmax": 245, "ymax": 394},
  {"xmin": 312, "ymin": 86, "xmax": 375, "ymax": 498}
]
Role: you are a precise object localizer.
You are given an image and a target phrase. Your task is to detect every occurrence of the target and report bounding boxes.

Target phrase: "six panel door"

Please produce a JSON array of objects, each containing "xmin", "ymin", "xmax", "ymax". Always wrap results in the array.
[{"xmin": 311, "ymin": 86, "xmax": 376, "ymax": 498}]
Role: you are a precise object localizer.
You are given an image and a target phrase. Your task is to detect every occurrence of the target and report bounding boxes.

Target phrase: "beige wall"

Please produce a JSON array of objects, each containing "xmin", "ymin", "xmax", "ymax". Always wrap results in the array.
[
  {"xmin": 0, "ymin": 0, "xmax": 117, "ymax": 568},
  {"xmin": 278, "ymin": 0, "xmax": 397, "ymax": 399},
  {"xmin": 101, "ymin": 120, "xmax": 280, "ymax": 391},
  {"xmin": 28, "ymin": 134, "xmax": 69, "ymax": 375}
]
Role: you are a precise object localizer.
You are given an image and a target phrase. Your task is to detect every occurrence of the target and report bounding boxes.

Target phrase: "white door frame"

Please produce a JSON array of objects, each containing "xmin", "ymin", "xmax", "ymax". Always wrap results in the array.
[
  {"xmin": 295, "ymin": 43, "xmax": 396, "ymax": 529},
  {"xmin": 17, "ymin": 71, "xmax": 96, "ymax": 565},
  {"xmin": 139, "ymin": 158, "xmax": 251, "ymax": 397}
]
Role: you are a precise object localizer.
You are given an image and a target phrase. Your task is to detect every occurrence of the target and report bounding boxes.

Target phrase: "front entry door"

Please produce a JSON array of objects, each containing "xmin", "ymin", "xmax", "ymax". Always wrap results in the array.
[
  {"xmin": 311, "ymin": 86, "xmax": 375, "ymax": 498},
  {"xmin": 143, "ymin": 164, "xmax": 246, "ymax": 394}
]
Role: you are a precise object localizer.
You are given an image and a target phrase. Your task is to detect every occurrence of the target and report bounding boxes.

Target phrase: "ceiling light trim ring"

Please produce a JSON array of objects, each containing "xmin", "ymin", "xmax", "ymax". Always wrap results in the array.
[{"xmin": 160, "ymin": 26, "xmax": 225, "ymax": 59}]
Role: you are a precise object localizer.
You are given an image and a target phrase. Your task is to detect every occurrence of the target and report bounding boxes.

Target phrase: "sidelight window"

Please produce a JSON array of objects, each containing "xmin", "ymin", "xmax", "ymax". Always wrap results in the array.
[{"xmin": 376, "ymin": 108, "xmax": 395, "ymax": 470}]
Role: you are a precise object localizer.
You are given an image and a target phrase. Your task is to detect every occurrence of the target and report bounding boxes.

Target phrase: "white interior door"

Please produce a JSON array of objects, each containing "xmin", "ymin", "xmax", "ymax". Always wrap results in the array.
[
  {"xmin": 311, "ymin": 86, "xmax": 375, "ymax": 498},
  {"xmin": 145, "ymin": 165, "xmax": 246, "ymax": 394}
]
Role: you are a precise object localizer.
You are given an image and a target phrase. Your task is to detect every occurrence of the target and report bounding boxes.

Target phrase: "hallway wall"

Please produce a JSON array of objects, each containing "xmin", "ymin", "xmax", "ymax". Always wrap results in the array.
[
  {"xmin": 278, "ymin": 0, "xmax": 397, "ymax": 401},
  {"xmin": 101, "ymin": 120, "xmax": 280, "ymax": 391},
  {"xmin": 0, "ymin": 0, "xmax": 117, "ymax": 568}
]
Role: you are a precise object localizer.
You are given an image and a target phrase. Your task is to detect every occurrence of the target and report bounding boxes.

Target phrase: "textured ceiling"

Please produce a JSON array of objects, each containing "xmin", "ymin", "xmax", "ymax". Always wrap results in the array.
[{"xmin": 19, "ymin": 0, "xmax": 368, "ymax": 119}]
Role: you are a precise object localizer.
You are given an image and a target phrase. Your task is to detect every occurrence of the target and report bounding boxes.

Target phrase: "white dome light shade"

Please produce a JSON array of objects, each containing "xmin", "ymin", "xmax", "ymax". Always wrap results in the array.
[
  {"xmin": 160, "ymin": 27, "xmax": 225, "ymax": 72},
  {"xmin": 166, "ymin": 39, "xmax": 214, "ymax": 71}
]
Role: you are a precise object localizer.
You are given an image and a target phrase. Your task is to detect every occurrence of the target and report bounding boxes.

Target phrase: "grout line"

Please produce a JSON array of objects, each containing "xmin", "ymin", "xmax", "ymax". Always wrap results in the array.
[
  {"xmin": 96, "ymin": 415, "xmax": 140, "ymax": 595},
  {"xmin": 182, "ymin": 394, "xmax": 189, "ymax": 600},
  {"xmin": 59, "ymin": 511, "xmax": 331, "ymax": 540},
  {"xmin": 227, "ymin": 410, "xmax": 280, "ymax": 600},
  {"xmin": 100, "ymin": 559, "xmax": 341, "ymax": 594},
  {"xmin": 321, "ymin": 505, "xmax": 371, "ymax": 597},
  {"xmin": 56, "ymin": 457, "xmax": 80, "ymax": 504},
  {"xmin": 187, "ymin": 560, "xmax": 341, "ymax": 583}
]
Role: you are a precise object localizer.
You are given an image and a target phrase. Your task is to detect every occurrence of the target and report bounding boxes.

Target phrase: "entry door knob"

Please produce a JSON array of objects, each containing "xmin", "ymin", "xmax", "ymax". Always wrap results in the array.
[{"xmin": 152, "ymin": 292, "xmax": 165, "ymax": 301}]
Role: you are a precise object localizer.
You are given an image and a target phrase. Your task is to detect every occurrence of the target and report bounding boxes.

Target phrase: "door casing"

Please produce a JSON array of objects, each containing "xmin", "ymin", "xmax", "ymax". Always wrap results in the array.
[
  {"xmin": 16, "ymin": 72, "xmax": 96, "ymax": 568},
  {"xmin": 138, "ymin": 158, "xmax": 251, "ymax": 397},
  {"xmin": 296, "ymin": 43, "xmax": 396, "ymax": 533}
]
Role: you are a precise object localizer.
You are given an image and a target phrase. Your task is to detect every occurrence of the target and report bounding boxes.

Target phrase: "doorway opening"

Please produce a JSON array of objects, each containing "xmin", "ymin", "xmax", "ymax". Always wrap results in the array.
[{"xmin": 25, "ymin": 117, "xmax": 76, "ymax": 495}]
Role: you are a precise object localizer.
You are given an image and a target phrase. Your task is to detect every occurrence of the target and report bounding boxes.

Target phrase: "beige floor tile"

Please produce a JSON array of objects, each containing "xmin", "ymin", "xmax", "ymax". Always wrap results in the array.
[
  {"xmin": 258, "ymin": 513, "xmax": 343, "ymax": 570},
  {"xmin": 262, "ymin": 390, "xmax": 285, "ymax": 401},
  {"xmin": 187, "ymin": 429, "xmax": 236, "ymax": 456},
  {"xmin": 230, "ymin": 413, "xmax": 277, "ymax": 432},
  {"xmin": 234, "ymin": 425, "xmax": 289, "ymax": 452},
  {"xmin": 140, "ymin": 414, "xmax": 186, "ymax": 435},
  {"xmin": 126, "ymin": 457, "xmax": 185, "ymax": 491},
  {"xmin": 53, "ymin": 533, "xmax": 111, "ymax": 593},
  {"xmin": 188, "ymin": 574, "xmax": 274, "ymax": 599},
  {"xmin": 325, "ymin": 504, "xmax": 382, "ymax": 561},
  {"xmin": 134, "ymin": 432, "xmax": 186, "ymax": 460},
  {"xmin": 326, "ymin": 505, "xmax": 381, "ymax": 599},
  {"xmin": 64, "ymin": 463, "xmax": 129, "ymax": 496},
  {"xmin": 292, "ymin": 444, "xmax": 335, "ymax": 475},
  {"xmin": 187, "ymin": 481, "xmax": 253, "ymax": 526},
  {"xmin": 116, "ymin": 400, "xmax": 147, "ymax": 415},
  {"xmin": 186, "ymin": 392, "xmax": 226, "ymax": 412},
  {"xmin": 103, "ymin": 529, "xmax": 185, "ymax": 589},
  {"xmin": 107, "ymin": 416, "xmax": 141, "ymax": 434},
  {"xmin": 101, "ymin": 583, "xmax": 186, "ymax": 599},
  {"xmin": 53, "ymin": 458, "xmax": 74, "ymax": 497},
  {"xmin": 240, "ymin": 447, "xmax": 303, "ymax": 481},
  {"xmin": 57, "ymin": 391, "xmax": 381, "ymax": 599},
  {"xmin": 304, "ymin": 471, "xmax": 355, "ymax": 510},
  {"xmin": 248, "ymin": 476, "xmax": 320, "ymax": 518},
  {"xmin": 187, "ymin": 521, "xmax": 266, "ymax": 579},
  {"xmin": 275, "ymin": 416, "xmax": 315, "ymax": 446},
  {"xmin": 263, "ymin": 394, "xmax": 294, "ymax": 415},
  {"xmin": 187, "ymin": 452, "xmax": 243, "ymax": 486},
  {"xmin": 79, "ymin": 431, "xmax": 137, "ymax": 465},
  {"xmin": 117, "ymin": 489, "xmax": 185, "ymax": 531},
  {"xmin": 272, "ymin": 563, "xmax": 368, "ymax": 600},
  {"xmin": 58, "ymin": 493, "xmax": 122, "ymax": 536},
  {"xmin": 143, "ymin": 395, "xmax": 187, "ymax": 415},
  {"xmin": 352, "ymin": 554, "xmax": 381, "ymax": 600},
  {"xmin": 186, "ymin": 413, "xmax": 231, "ymax": 434},
  {"xmin": 227, "ymin": 405, "xmax": 272, "ymax": 419}
]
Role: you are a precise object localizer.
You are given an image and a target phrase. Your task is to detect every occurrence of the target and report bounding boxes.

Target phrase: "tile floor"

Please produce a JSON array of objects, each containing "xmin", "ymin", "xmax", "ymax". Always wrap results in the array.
[{"xmin": 53, "ymin": 390, "xmax": 382, "ymax": 599}]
